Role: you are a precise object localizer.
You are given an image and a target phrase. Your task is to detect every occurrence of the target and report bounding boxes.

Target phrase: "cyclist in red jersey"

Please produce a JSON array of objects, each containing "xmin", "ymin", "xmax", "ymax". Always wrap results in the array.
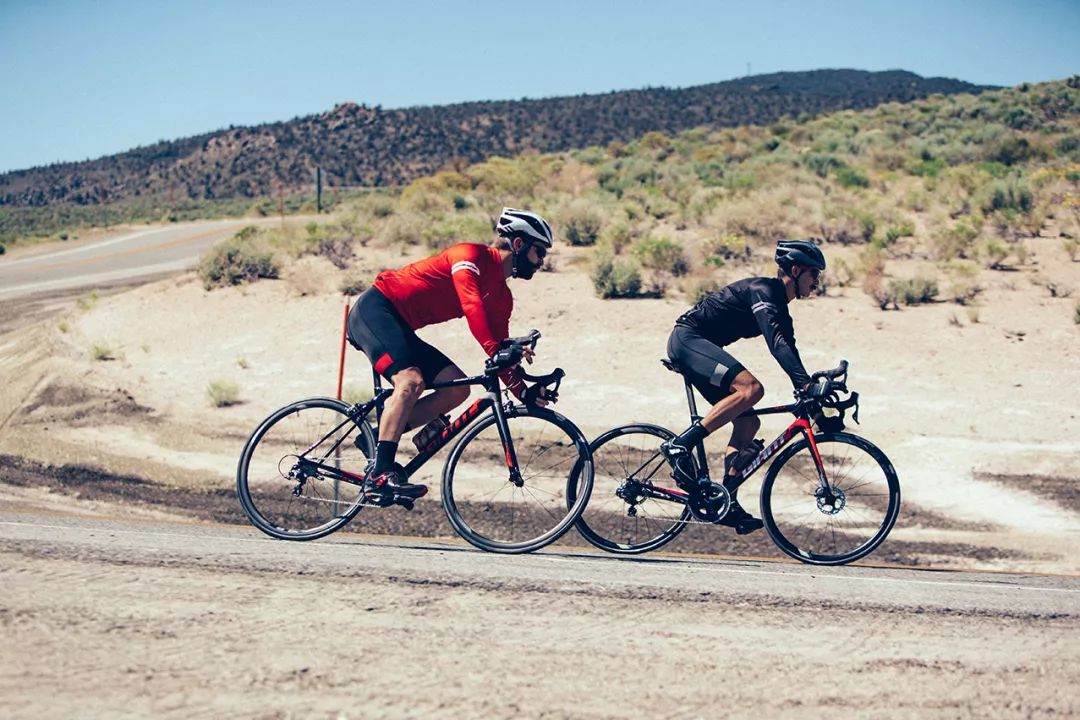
[{"xmin": 347, "ymin": 208, "xmax": 555, "ymax": 498}]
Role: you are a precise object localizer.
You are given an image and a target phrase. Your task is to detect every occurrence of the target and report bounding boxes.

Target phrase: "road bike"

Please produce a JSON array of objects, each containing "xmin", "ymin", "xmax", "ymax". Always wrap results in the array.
[
  {"xmin": 568, "ymin": 360, "xmax": 900, "ymax": 565},
  {"xmin": 237, "ymin": 331, "xmax": 594, "ymax": 554}
]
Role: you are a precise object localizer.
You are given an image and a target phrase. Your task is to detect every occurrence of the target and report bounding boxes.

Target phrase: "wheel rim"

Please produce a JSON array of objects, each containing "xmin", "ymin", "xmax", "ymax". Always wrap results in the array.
[
  {"xmin": 578, "ymin": 426, "xmax": 689, "ymax": 552},
  {"xmin": 445, "ymin": 411, "xmax": 589, "ymax": 551},
  {"xmin": 240, "ymin": 402, "xmax": 371, "ymax": 538},
  {"xmin": 763, "ymin": 434, "xmax": 898, "ymax": 564}
]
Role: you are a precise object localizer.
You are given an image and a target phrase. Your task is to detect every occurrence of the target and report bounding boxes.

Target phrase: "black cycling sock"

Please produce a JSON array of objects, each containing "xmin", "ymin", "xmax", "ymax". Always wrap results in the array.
[
  {"xmin": 672, "ymin": 421, "xmax": 708, "ymax": 451},
  {"xmin": 373, "ymin": 441, "xmax": 398, "ymax": 475}
]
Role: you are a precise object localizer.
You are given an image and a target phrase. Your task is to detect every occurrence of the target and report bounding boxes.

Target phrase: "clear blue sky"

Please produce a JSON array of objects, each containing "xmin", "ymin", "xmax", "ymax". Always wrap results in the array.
[{"xmin": 2, "ymin": 0, "xmax": 1078, "ymax": 174}]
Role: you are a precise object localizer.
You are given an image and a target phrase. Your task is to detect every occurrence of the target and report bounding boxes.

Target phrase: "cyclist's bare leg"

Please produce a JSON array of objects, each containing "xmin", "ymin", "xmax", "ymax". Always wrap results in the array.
[
  {"xmin": 404, "ymin": 365, "xmax": 469, "ymax": 431},
  {"xmin": 699, "ymin": 370, "xmax": 764, "ymax": 434},
  {"xmin": 378, "ymin": 367, "xmax": 426, "ymax": 443}
]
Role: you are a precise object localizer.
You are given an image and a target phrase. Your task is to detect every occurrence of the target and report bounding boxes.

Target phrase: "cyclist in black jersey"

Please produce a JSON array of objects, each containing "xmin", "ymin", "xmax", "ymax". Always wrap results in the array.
[{"xmin": 662, "ymin": 239, "xmax": 827, "ymax": 534}]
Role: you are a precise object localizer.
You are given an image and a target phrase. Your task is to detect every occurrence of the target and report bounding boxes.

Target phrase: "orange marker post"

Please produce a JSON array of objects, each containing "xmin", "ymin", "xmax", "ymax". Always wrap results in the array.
[{"xmin": 337, "ymin": 301, "xmax": 350, "ymax": 401}]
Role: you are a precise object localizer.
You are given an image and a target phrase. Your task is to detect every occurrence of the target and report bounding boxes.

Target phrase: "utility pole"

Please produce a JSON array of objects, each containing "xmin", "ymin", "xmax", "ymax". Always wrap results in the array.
[
  {"xmin": 278, "ymin": 180, "xmax": 285, "ymax": 224},
  {"xmin": 316, "ymin": 166, "xmax": 323, "ymax": 214}
]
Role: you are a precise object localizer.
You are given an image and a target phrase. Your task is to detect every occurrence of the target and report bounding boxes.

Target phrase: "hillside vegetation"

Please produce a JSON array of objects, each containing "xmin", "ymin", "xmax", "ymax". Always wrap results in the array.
[
  {"xmin": 200, "ymin": 77, "xmax": 1080, "ymax": 319},
  {"xmin": 0, "ymin": 70, "xmax": 986, "ymax": 243}
]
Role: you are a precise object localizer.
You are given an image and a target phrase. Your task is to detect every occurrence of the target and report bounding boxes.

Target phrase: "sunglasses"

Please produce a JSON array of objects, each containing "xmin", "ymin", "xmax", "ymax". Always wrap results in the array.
[{"xmin": 531, "ymin": 245, "xmax": 547, "ymax": 260}]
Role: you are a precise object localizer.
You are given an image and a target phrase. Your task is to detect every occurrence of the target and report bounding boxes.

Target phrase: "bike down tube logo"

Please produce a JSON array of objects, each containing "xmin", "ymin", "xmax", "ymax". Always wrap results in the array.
[
  {"xmin": 420, "ymin": 397, "xmax": 489, "ymax": 454},
  {"xmin": 739, "ymin": 421, "xmax": 807, "ymax": 478}
]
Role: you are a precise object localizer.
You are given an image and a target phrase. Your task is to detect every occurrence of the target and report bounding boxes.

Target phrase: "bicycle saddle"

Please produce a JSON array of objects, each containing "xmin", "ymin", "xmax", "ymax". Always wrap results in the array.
[{"xmin": 660, "ymin": 359, "xmax": 685, "ymax": 375}]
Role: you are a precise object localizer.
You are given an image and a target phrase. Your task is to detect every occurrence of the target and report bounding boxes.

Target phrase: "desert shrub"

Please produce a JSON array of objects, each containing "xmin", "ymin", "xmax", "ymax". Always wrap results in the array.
[
  {"xmin": 422, "ymin": 215, "xmax": 491, "ymax": 250},
  {"xmin": 599, "ymin": 222, "xmax": 633, "ymax": 254},
  {"xmin": 945, "ymin": 260, "xmax": 982, "ymax": 304},
  {"xmin": 632, "ymin": 235, "xmax": 689, "ymax": 276},
  {"xmin": 983, "ymin": 238, "xmax": 1009, "ymax": 268},
  {"xmin": 563, "ymin": 202, "xmax": 604, "ymax": 246},
  {"xmin": 91, "ymin": 343, "xmax": 117, "ymax": 361},
  {"xmin": 591, "ymin": 250, "xmax": 644, "ymax": 298},
  {"xmin": 884, "ymin": 222, "xmax": 915, "ymax": 244},
  {"xmin": 977, "ymin": 176, "xmax": 1033, "ymax": 214},
  {"xmin": 908, "ymin": 158, "xmax": 946, "ymax": 177},
  {"xmin": 198, "ymin": 230, "xmax": 279, "ymax": 289},
  {"xmin": 829, "ymin": 257, "xmax": 855, "ymax": 288},
  {"xmin": 339, "ymin": 274, "xmax": 368, "ymax": 296},
  {"xmin": 835, "ymin": 165, "xmax": 870, "ymax": 188},
  {"xmin": 858, "ymin": 213, "xmax": 877, "ymax": 243},
  {"xmin": 803, "ymin": 153, "xmax": 842, "ymax": 178},
  {"xmin": 304, "ymin": 222, "xmax": 354, "ymax": 269},
  {"xmin": 702, "ymin": 233, "xmax": 751, "ymax": 264},
  {"xmin": 0, "ymin": 243, "xmax": 5, "ymax": 255},
  {"xmin": 207, "ymin": 380, "xmax": 241, "ymax": 408},
  {"xmin": 857, "ymin": 247, "xmax": 893, "ymax": 309},
  {"xmin": 640, "ymin": 131, "xmax": 673, "ymax": 150},
  {"xmin": 376, "ymin": 213, "xmax": 424, "ymax": 246},
  {"xmin": 1075, "ymin": 302, "xmax": 1080, "ymax": 325},
  {"xmin": 889, "ymin": 275, "xmax": 939, "ymax": 305},
  {"xmin": 931, "ymin": 220, "xmax": 980, "ymax": 261},
  {"xmin": 1064, "ymin": 237, "xmax": 1079, "ymax": 261}
]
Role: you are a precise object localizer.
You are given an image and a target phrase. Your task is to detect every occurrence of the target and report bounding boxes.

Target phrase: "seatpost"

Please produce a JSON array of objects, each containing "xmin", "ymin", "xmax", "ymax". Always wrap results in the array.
[
  {"xmin": 372, "ymin": 369, "xmax": 384, "ymax": 425},
  {"xmin": 684, "ymin": 378, "xmax": 701, "ymax": 422}
]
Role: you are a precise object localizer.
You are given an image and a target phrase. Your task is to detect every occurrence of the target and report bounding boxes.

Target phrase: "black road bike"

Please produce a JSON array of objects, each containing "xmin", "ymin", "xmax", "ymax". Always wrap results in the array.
[
  {"xmin": 237, "ymin": 331, "xmax": 594, "ymax": 554},
  {"xmin": 568, "ymin": 360, "xmax": 900, "ymax": 565}
]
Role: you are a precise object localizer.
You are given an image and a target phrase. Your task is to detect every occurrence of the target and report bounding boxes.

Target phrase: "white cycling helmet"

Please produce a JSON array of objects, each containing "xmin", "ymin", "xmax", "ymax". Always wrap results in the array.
[{"xmin": 496, "ymin": 207, "xmax": 554, "ymax": 248}]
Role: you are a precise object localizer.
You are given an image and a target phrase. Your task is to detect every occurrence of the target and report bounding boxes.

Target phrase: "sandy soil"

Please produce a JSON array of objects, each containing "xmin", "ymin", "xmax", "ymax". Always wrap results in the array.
[
  {"xmin": 1, "ymin": 231, "xmax": 1077, "ymax": 571},
  {"xmin": 2, "ymin": 227, "xmax": 1079, "ymax": 718}
]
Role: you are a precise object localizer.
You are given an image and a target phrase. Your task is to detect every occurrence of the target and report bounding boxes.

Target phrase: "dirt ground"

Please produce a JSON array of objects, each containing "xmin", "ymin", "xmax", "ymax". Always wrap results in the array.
[
  {"xmin": 1, "ymin": 230, "xmax": 1077, "ymax": 571},
  {"xmin": 2, "ymin": 508, "xmax": 1077, "ymax": 720},
  {"xmin": 2, "ymin": 226, "xmax": 1080, "ymax": 717}
]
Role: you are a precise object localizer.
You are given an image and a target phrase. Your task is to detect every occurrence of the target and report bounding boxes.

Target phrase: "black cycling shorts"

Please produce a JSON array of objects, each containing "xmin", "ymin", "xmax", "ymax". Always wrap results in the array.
[
  {"xmin": 347, "ymin": 287, "xmax": 454, "ymax": 386},
  {"xmin": 666, "ymin": 325, "xmax": 746, "ymax": 403}
]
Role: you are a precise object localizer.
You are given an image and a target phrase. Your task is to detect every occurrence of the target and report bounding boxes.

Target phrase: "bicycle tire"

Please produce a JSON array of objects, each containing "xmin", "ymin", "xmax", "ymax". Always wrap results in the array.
[
  {"xmin": 237, "ymin": 397, "xmax": 376, "ymax": 541},
  {"xmin": 760, "ymin": 431, "xmax": 900, "ymax": 565},
  {"xmin": 441, "ymin": 405, "xmax": 593, "ymax": 554},
  {"xmin": 571, "ymin": 423, "xmax": 692, "ymax": 554}
]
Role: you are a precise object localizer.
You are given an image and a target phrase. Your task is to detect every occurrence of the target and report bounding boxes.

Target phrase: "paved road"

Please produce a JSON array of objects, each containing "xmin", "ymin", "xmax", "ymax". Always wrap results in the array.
[
  {"xmin": 3, "ymin": 510, "xmax": 1076, "ymax": 617},
  {"xmin": 3, "ymin": 508, "xmax": 1078, "ymax": 718},
  {"xmin": 0, "ymin": 220, "xmax": 251, "ymax": 300}
]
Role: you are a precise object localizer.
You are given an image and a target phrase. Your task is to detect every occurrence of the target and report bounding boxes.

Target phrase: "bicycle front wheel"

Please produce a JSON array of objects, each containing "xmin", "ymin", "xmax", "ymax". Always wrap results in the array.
[
  {"xmin": 571, "ymin": 424, "xmax": 691, "ymax": 554},
  {"xmin": 760, "ymin": 431, "xmax": 900, "ymax": 565},
  {"xmin": 237, "ymin": 397, "xmax": 376, "ymax": 541},
  {"xmin": 442, "ymin": 406, "xmax": 593, "ymax": 554}
]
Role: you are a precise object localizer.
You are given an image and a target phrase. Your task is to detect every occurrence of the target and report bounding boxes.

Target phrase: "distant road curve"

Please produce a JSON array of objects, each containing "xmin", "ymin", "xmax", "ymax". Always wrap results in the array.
[{"xmin": 0, "ymin": 219, "xmax": 260, "ymax": 300}]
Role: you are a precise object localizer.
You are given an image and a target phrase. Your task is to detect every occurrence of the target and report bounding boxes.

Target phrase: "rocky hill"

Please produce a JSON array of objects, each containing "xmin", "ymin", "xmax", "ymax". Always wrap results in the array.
[{"xmin": 0, "ymin": 69, "xmax": 989, "ymax": 209}]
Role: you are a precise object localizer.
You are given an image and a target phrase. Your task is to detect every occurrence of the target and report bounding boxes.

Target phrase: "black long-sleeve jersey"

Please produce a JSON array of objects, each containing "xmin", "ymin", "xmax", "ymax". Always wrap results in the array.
[{"xmin": 675, "ymin": 276, "xmax": 811, "ymax": 388}]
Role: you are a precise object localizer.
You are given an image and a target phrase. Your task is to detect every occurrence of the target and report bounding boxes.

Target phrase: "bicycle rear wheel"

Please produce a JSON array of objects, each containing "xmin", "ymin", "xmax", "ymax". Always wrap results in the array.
[
  {"xmin": 237, "ymin": 397, "xmax": 376, "ymax": 541},
  {"xmin": 760, "ymin": 431, "xmax": 900, "ymax": 565},
  {"xmin": 442, "ymin": 406, "xmax": 593, "ymax": 553},
  {"xmin": 571, "ymin": 424, "xmax": 691, "ymax": 554}
]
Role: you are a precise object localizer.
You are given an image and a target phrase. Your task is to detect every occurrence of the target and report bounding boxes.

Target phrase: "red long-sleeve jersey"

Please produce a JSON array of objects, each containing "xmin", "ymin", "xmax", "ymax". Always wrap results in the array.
[{"xmin": 374, "ymin": 243, "xmax": 524, "ymax": 394}]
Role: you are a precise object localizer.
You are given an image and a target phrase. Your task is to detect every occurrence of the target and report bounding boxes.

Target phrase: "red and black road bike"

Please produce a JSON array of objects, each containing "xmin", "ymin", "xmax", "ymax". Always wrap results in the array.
[
  {"xmin": 568, "ymin": 360, "xmax": 900, "ymax": 565},
  {"xmin": 237, "ymin": 331, "xmax": 594, "ymax": 554}
]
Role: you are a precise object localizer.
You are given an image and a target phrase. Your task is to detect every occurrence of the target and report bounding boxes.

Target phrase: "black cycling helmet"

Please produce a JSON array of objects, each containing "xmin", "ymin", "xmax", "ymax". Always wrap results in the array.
[
  {"xmin": 496, "ymin": 208, "xmax": 554, "ymax": 248},
  {"xmin": 775, "ymin": 239, "xmax": 826, "ymax": 272}
]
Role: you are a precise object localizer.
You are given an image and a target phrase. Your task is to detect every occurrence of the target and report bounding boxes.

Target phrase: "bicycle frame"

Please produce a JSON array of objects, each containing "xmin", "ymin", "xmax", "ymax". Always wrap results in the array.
[
  {"xmin": 625, "ymin": 377, "xmax": 831, "ymax": 506},
  {"xmin": 297, "ymin": 368, "xmax": 524, "ymax": 487}
]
